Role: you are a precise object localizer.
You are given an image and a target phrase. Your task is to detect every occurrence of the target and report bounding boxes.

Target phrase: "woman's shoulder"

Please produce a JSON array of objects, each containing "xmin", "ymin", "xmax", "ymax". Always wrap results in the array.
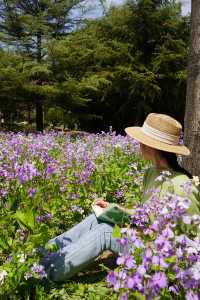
[
  {"xmin": 144, "ymin": 166, "xmax": 159, "ymax": 177},
  {"xmin": 142, "ymin": 166, "xmax": 161, "ymax": 191},
  {"xmin": 164, "ymin": 171, "xmax": 200, "ymax": 200}
]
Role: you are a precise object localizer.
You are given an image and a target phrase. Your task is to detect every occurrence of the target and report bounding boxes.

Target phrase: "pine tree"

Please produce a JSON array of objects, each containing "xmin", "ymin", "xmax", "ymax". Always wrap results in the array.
[{"xmin": 0, "ymin": 0, "xmax": 88, "ymax": 131}]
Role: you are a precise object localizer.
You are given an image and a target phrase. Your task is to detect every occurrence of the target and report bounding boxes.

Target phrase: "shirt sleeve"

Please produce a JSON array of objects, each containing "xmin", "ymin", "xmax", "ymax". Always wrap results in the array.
[{"xmin": 160, "ymin": 175, "xmax": 200, "ymax": 216}]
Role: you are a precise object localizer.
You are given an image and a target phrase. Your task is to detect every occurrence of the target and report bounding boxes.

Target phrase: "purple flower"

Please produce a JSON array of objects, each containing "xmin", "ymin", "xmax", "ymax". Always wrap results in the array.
[
  {"xmin": 113, "ymin": 280, "xmax": 121, "ymax": 292},
  {"xmin": 176, "ymin": 247, "xmax": 184, "ymax": 259},
  {"xmin": 6, "ymin": 255, "xmax": 12, "ymax": 263},
  {"xmin": 125, "ymin": 274, "xmax": 143, "ymax": 291},
  {"xmin": 137, "ymin": 265, "xmax": 146, "ymax": 276},
  {"xmin": 45, "ymin": 212, "xmax": 52, "ymax": 221},
  {"xmin": 30, "ymin": 263, "xmax": 47, "ymax": 279},
  {"xmin": 155, "ymin": 170, "xmax": 171, "ymax": 182},
  {"xmin": 46, "ymin": 165, "xmax": 55, "ymax": 175},
  {"xmin": 37, "ymin": 212, "xmax": 52, "ymax": 222},
  {"xmin": 118, "ymin": 270, "xmax": 127, "ymax": 280},
  {"xmin": 145, "ymin": 248, "xmax": 153, "ymax": 259},
  {"xmin": 190, "ymin": 261, "xmax": 200, "ymax": 280},
  {"xmin": 169, "ymin": 285, "xmax": 179, "ymax": 295},
  {"xmin": 186, "ymin": 290, "xmax": 199, "ymax": 300},
  {"xmin": 37, "ymin": 215, "xmax": 44, "ymax": 222},
  {"xmin": 117, "ymin": 237, "xmax": 129, "ymax": 246},
  {"xmin": 183, "ymin": 215, "xmax": 192, "ymax": 224},
  {"xmin": 162, "ymin": 227, "xmax": 174, "ymax": 239},
  {"xmin": 107, "ymin": 271, "xmax": 117, "ymax": 285},
  {"xmin": 15, "ymin": 161, "xmax": 40, "ymax": 183},
  {"xmin": 1, "ymin": 188, "xmax": 7, "ymax": 197},
  {"xmin": 126, "ymin": 276, "xmax": 135, "ymax": 289},
  {"xmin": 152, "ymin": 255, "xmax": 168, "ymax": 269},
  {"xmin": 121, "ymin": 293, "xmax": 128, "ymax": 300},
  {"xmin": 150, "ymin": 272, "xmax": 168, "ymax": 294},
  {"xmin": 28, "ymin": 187, "xmax": 36, "ymax": 198},
  {"xmin": 115, "ymin": 190, "xmax": 124, "ymax": 199},
  {"xmin": 150, "ymin": 220, "xmax": 160, "ymax": 231},
  {"xmin": 181, "ymin": 180, "xmax": 193, "ymax": 194},
  {"xmin": 70, "ymin": 205, "xmax": 84, "ymax": 214},
  {"xmin": 154, "ymin": 235, "xmax": 165, "ymax": 249},
  {"xmin": 117, "ymin": 253, "xmax": 135, "ymax": 269}
]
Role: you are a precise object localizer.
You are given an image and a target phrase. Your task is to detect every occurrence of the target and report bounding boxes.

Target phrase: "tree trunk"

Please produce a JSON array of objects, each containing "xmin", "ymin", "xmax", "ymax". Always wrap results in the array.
[
  {"xmin": 182, "ymin": 0, "xmax": 200, "ymax": 176},
  {"xmin": 36, "ymin": 33, "xmax": 44, "ymax": 132},
  {"xmin": 36, "ymin": 100, "xmax": 43, "ymax": 132},
  {"xmin": 27, "ymin": 104, "xmax": 31, "ymax": 125}
]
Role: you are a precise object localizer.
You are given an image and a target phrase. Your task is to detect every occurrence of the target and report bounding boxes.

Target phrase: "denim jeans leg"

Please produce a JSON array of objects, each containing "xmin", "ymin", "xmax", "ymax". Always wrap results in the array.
[
  {"xmin": 47, "ymin": 213, "xmax": 99, "ymax": 248},
  {"xmin": 45, "ymin": 222, "xmax": 122, "ymax": 282}
]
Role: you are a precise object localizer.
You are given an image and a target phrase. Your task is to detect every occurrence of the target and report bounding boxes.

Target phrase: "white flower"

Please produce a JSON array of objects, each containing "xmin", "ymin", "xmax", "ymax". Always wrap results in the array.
[
  {"xmin": 182, "ymin": 215, "xmax": 192, "ymax": 224},
  {"xmin": 192, "ymin": 176, "xmax": 200, "ymax": 187},
  {"xmin": 114, "ymin": 143, "xmax": 122, "ymax": 149},
  {"xmin": 17, "ymin": 253, "xmax": 27, "ymax": 263},
  {"xmin": 0, "ymin": 270, "xmax": 8, "ymax": 286},
  {"xmin": 187, "ymin": 246, "xmax": 198, "ymax": 255},
  {"xmin": 178, "ymin": 198, "xmax": 191, "ymax": 209},
  {"xmin": 162, "ymin": 170, "xmax": 171, "ymax": 176},
  {"xmin": 160, "ymin": 207, "xmax": 169, "ymax": 215},
  {"xmin": 192, "ymin": 214, "xmax": 200, "ymax": 225}
]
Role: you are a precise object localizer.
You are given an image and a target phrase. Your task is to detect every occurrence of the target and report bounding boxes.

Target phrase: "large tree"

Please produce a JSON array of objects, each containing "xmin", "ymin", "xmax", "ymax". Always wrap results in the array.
[
  {"xmin": 0, "ymin": 0, "xmax": 91, "ymax": 131},
  {"xmin": 183, "ymin": 0, "xmax": 200, "ymax": 176},
  {"xmin": 0, "ymin": 0, "xmax": 191, "ymax": 132},
  {"xmin": 52, "ymin": 0, "xmax": 189, "ymax": 132}
]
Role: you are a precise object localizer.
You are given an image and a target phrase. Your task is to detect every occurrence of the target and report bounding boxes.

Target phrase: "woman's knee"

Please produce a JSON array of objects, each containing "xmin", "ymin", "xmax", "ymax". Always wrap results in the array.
[{"xmin": 98, "ymin": 222, "xmax": 114, "ymax": 233}]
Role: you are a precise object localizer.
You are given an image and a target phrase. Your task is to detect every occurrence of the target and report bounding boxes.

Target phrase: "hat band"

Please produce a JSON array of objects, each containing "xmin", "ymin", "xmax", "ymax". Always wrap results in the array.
[{"xmin": 142, "ymin": 122, "xmax": 180, "ymax": 145}]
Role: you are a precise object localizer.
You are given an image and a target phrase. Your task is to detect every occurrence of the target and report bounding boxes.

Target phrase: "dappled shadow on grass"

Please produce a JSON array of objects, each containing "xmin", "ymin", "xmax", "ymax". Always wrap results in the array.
[
  {"xmin": 71, "ymin": 251, "xmax": 117, "ymax": 284},
  {"xmin": 40, "ymin": 252, "xmax": 117, "ymax": 299}
]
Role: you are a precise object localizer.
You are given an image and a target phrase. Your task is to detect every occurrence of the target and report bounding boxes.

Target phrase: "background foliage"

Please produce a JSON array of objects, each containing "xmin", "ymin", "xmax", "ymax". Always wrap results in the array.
[{"xmin": 0, "ymin": 0, "xmax": 190, "ymax": 132}]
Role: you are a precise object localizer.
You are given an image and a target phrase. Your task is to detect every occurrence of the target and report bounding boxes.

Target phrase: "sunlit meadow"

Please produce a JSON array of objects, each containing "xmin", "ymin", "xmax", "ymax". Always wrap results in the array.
[
  {"xmin": 0, "ymin": 131, "xmax": 145, "ymax": 299},
  {"xmin": 1, "ymin": 132, "xmax": 200, "ymax": 300}
]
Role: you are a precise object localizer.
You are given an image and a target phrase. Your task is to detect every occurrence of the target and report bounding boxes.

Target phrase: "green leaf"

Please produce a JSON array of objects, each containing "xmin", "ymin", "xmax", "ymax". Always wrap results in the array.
[
  {"xmin": 14, "ymin": 209, "xmax": 35, "ymax": 231},
  {"xmin": 112, "ymin": 225, "xmax": 122, "ymax": 238}
]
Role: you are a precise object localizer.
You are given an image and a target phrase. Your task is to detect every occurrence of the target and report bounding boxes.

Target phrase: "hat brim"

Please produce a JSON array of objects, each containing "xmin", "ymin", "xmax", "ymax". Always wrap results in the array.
[{"xmin": 125, "ymin": 127, "xmax": 190, "ymax": 156}]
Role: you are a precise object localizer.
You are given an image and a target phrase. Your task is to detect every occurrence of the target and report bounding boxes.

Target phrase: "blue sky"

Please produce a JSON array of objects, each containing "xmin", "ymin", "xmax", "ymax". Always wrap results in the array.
[
  {"xmin": 72, "ymin": 0, "xmax": 191, "ymax": 21},
  {"xmin": 180, "ymin": 0, "xmax": 190, "ymax": 15},
  {"xmin": 85, "ymin": 0, "xmax": 191, "ymax": 17}
]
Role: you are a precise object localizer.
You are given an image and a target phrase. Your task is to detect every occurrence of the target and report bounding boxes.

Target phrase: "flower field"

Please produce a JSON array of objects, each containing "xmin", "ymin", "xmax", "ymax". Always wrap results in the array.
[
  {"xmin": 0, "ymin": 132, "xmax": 200, "ymax": 300},
  {"xmin": 0, "ymin": 132, "xmax": 144, "ymax": 299}
]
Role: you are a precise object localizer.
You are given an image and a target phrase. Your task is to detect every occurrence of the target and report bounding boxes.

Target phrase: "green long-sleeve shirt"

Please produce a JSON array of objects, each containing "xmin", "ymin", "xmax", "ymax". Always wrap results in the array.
[{"xmin": 142, "ymin": 167, "xmax": 200, "ymax": 216}]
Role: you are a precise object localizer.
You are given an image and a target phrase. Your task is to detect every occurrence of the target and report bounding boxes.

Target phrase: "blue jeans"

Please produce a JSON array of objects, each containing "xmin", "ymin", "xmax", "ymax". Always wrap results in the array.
[{"xmin": 42, "ymin": 214, "xmax": 123, "ymax": 282}]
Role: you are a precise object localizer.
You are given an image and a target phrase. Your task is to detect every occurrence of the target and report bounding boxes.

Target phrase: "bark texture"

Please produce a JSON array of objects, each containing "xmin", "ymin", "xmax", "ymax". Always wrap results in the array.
[
  {"xmin": 183, "ymin": 0, "xmax": 200, "ymax": 176},
  {"xmin": 35, "ymin": 33, "xmax": 44, "ymax": 132}
]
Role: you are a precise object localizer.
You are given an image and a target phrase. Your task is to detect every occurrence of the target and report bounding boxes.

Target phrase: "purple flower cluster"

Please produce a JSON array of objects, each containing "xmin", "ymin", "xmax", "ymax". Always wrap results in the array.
[
  {"xmin": 107, "ymin": 188, "xmax": 200, "ymax": 299},
  {"xmin": 36, "ymin": 212, "xmax": 52, "ymax": 222},
  {"xmin": 0, "ymin": 131, "xmax": 139, "ymax": 205},
  {"xmin": 0, "ymin": 131, "xmax": 143, "ymax": 290},
  {"xmin": 15, "ymin": 161, "xmax": 40, "ymax": 184},
  {"xmin": 24, "ymin": 263, "xmax": 47, "ymax": 280},
  {"xmin": 70, "ymin": 205, "xmax": 84, "ymax": 214}
]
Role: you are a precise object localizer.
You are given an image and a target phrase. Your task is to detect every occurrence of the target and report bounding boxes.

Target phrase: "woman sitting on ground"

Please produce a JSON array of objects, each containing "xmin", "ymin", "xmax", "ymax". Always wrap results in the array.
[{"xmin": 41, "ymin": 113, "xmax": 200, "ymax": 282}]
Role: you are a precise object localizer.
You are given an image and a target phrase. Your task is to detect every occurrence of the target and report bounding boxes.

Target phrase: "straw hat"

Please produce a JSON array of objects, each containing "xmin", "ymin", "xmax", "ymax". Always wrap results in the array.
[{"xmin": 125, "ymin": 113, "xmax": 190, "ymax": 156}]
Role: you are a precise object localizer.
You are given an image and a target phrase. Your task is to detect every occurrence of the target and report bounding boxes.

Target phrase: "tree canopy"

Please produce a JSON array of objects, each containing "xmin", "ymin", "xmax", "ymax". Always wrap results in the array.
[{"xmin": 0, "ymin": 0, "xmax": 190, "ymax": 132}]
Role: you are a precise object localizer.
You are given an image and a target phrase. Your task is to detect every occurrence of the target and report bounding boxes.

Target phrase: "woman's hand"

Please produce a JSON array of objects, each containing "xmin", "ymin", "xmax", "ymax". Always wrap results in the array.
[{"xmin": 94, "ymin": 198, "xmax": 109, "ymax": 208}]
